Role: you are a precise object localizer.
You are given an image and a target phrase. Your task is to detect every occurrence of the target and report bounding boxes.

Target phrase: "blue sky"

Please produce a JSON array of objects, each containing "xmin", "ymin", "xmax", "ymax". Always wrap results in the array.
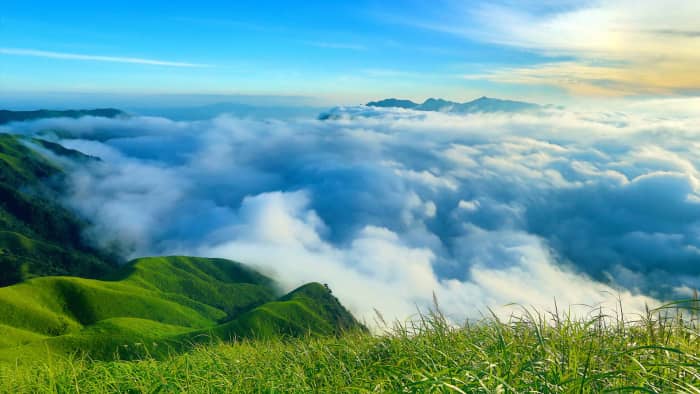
[{"xmin": 1, "ymin": 0, "xmax": 698, "ymax": 105}]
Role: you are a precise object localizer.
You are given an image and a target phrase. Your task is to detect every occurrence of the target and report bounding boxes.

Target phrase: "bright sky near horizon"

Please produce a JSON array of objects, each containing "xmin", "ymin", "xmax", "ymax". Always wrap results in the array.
[{"xmin": 1, "ymin": 0, "xmax": 699, "ymax": 105}]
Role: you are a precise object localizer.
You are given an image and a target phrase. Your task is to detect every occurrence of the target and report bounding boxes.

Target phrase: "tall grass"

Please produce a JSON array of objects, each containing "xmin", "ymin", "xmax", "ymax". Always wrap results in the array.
[{"xmin": 2, "ymin": 300, "xmax": 699, "ymax": 393}]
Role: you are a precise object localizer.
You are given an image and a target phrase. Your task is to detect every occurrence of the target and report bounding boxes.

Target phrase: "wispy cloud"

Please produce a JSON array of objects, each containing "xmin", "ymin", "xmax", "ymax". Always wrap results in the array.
[
  {"xmin": 0, "ymin": 48, "xmax": 211, "ymax": 68},
  {"xmin": 301, "ymin": 41, "xmax": 367, "ymax": 51},
  {"xmin": 394, "ymin": 0, "xmax": 700, "ymax": 96}
]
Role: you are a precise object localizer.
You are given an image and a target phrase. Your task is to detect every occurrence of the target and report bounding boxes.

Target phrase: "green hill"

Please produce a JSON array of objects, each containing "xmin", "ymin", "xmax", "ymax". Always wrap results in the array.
[
  {"xmin": 201, "ymin": 282, "xmax": 359, "ymax": 341},
  {"xmin": 0, "ymin": 133, "xmax": 116, "ymax": 285},
  {"xmin": 0, "ymin": 256, "xmax": 364, "ymax": 362}
]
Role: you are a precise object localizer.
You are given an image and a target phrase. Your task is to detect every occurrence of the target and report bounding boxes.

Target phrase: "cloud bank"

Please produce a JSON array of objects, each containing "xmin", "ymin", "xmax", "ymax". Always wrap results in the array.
[{"xmin": 7, "ymin": 103, "xmax": 700, "ymax": 323}]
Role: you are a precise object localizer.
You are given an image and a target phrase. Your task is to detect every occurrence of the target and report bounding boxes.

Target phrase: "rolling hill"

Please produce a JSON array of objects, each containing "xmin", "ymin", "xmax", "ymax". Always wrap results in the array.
[{"xmin": 0, "ymin": 256, "xmax": 363, "ymax": 361}]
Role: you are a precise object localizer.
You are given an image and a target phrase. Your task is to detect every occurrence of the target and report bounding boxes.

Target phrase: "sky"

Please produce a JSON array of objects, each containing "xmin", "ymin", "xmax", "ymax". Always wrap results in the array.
[{"xmin": 2, "ymin": 0, "xmax": 699, "ymax": 106}]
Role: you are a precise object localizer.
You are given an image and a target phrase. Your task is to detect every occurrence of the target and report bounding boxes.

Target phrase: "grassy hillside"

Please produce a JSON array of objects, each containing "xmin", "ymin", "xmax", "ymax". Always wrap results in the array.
[
  {"xmin": 0, "ymin": 256, "xmax": 364, "ymax": 362},
  {"xmin": 204, "ymin": 282, "xmax": 360, "ymax": 341},
  {"xmin": 1, "ymin": 304, "xmax": 698, "ymax": 393},
  {"xmin": 0, "ymin": 133, "xmax": 116, "ymax": 285}
]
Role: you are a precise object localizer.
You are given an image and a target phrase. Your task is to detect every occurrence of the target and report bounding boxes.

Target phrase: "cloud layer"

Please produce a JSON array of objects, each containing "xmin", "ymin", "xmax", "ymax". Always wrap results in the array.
[{"xmin": 7, "ymin": 104, "xmax": 700, "ymax": 324}]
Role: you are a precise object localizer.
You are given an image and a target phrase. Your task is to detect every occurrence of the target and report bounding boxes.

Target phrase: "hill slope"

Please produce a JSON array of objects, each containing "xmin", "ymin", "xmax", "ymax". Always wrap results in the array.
[
  {"xmin": 0, "ymin": 256, "xmax": 364, "ymax": 361},
  {"xmin": 0, "ymin": 134, "xmax": 116, "ymax": 285}
]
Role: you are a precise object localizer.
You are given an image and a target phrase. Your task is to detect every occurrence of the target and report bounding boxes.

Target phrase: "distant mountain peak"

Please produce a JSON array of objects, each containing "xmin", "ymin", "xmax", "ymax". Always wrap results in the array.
[
  {"xmin": 365, "ymin": 96, "xmax": 540, "ymax": 114},
  {"xmin": 365, "ymin": 98, "xmax": 418, "ymax": 109}
]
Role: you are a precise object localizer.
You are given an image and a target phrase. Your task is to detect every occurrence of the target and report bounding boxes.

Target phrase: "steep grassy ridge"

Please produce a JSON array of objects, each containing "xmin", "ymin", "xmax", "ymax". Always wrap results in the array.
[
  {"xmin": 205, "ymin": 282, "xmax": 359, "ymax": 340},
  {"xmin": 0, "ymin": 134, "xmax": 116, "ymax": 285}
]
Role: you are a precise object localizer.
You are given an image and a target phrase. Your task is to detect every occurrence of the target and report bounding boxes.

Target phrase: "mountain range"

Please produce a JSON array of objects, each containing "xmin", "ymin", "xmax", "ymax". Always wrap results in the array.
[
  {"xmin": 366, "ymin": 96, "xmax": 541, "ymax": 113},
  {"xmin": 0, "ymin": 108, "xmax": 125, "ymax": 125}
]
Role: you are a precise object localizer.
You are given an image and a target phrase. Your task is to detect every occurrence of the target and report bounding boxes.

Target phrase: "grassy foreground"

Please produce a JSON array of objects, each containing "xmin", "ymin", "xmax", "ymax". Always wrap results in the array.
[{"xmin": 2, "ymin": 303, "xmax": 699, "ymax": 393}]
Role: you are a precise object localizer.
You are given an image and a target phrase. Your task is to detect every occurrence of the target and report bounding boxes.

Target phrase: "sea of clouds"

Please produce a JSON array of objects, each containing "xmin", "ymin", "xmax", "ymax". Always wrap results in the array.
[{"xmin": 6, "ymin": 101, "xmax": 700, "ymax": 324}]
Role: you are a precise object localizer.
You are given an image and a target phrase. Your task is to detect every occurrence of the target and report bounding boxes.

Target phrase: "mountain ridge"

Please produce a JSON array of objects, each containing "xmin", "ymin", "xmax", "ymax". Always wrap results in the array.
[
  {"xmin": 0, "ymin": 108, "xmax": 126, "ymax": 125},
  {"xmin": 366, "ymin": 96, "xmax": 540, "ymax": 113}
]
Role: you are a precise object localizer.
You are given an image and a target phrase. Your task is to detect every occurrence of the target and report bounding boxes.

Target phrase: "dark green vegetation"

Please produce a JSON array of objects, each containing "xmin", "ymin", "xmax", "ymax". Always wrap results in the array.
[
  {"xmin": 0, "ymin": 255, "xmax": 362, "ymax": 363},
  {"xmin": 1, "ymin": 304, "xmax": 699, "ymax": 393},
  {"xmin": 0, "ymin": 108, "xmax": 124, "ymax": 125},
  {"xmin": 0, "ymin": 134, "xmax": 115, "ymax": 286},
  {"xmin": 366, "ymin": 96, "xmax": 541, "ymax": 113}
]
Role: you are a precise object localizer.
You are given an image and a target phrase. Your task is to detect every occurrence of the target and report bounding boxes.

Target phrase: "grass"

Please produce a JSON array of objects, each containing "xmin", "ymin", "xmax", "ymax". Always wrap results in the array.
[{"xmin": 1, "ymin": 301, "xmax": 698, "ymax": 393}]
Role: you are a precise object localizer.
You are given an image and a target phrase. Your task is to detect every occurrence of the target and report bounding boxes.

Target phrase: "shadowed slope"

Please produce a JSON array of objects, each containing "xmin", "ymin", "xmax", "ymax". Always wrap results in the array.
[
  {"xmin": 0, "ymin": 109, "xmax": 125, "ymax": 125},
  {"xmin": 0, "ymin": 134, "xmax": 116, "ymax": 285}
]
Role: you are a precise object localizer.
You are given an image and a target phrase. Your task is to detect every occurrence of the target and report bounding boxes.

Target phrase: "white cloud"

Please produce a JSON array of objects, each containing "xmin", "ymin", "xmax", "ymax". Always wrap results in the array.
[
  {"xmin": 0, "ymin": 47, "xmax": 210, "ymax": 68},
  {"xmin": 457, "ymin": 200, "xmax": 480, "ymax": 212},
  {"xmin": 12, "ymin": 103, "xmax": 700, "ymax": 325}
]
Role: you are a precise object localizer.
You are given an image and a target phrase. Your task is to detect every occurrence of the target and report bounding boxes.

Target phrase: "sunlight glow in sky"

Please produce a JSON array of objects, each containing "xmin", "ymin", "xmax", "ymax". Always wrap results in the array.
[{"xmin": 1, "ymin": 0, "xmax": 698, "ymax": 104}]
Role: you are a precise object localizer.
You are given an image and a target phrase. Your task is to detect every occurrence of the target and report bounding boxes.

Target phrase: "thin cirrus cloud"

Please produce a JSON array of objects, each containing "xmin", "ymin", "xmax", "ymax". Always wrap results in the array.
[
  {"xmin": 301, "ymin": 41, "xmax": 367, "ymax": 51},
  {"xmin": 0, "ymin": 47, "xmax": 211, "ymax": 68}
]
